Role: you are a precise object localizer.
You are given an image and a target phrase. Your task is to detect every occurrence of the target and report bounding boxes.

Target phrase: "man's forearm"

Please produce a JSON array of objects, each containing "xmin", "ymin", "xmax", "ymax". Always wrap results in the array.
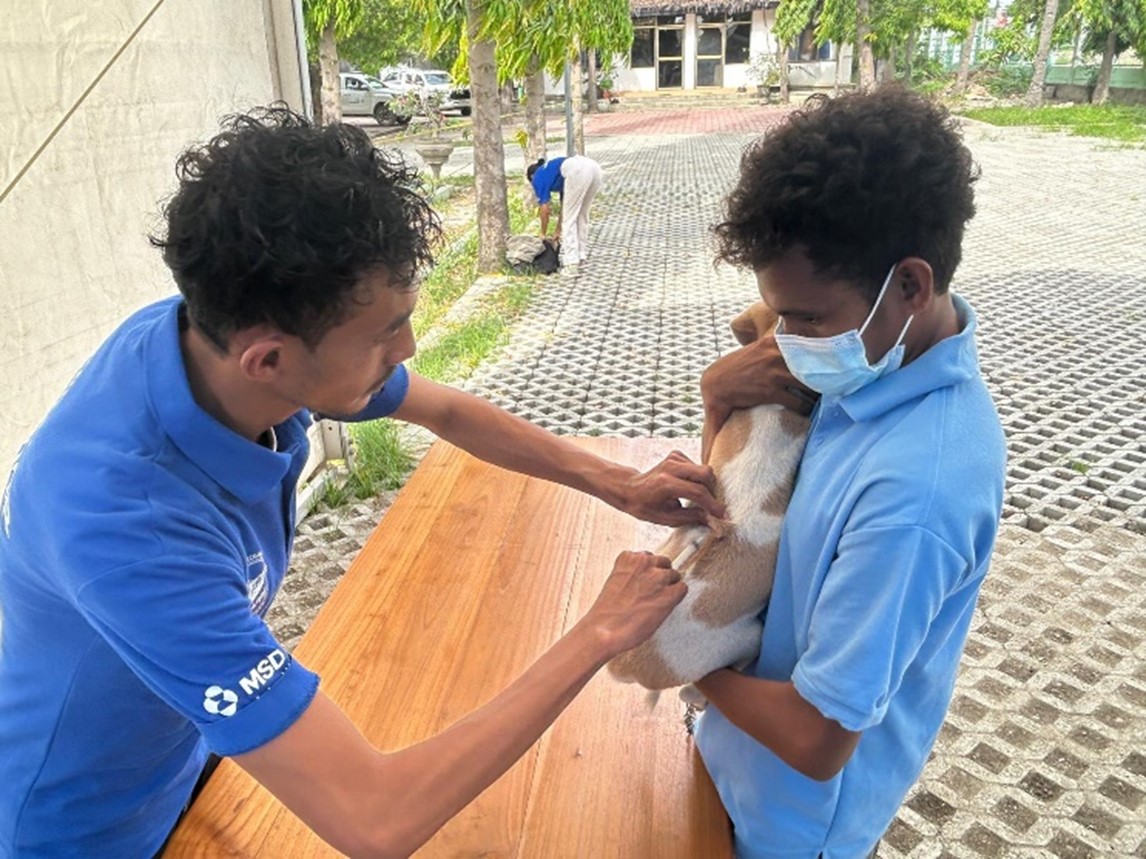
[
  {"xmin": 539, "ymin": 203, "xmax": 551, "ymax": 236},
  {"xmin": 240, "ymin": 622, "xmax": 616, "ymax": 858},
  {"xmin": 411, "ymin": 383, "xmax": 634, "ymax": 510}
]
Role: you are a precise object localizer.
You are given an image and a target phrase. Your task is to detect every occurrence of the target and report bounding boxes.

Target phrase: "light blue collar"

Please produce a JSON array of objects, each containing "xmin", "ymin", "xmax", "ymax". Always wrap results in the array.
[{"xmin": 836, "ymin": 294, "xmax": 981, "ymax": 423}]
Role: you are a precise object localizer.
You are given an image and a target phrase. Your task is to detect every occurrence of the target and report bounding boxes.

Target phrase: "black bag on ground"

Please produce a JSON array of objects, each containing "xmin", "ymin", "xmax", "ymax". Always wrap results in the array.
[{"xmin": 506, "ymin": 235, "xmax": 560, "ymax": 275}]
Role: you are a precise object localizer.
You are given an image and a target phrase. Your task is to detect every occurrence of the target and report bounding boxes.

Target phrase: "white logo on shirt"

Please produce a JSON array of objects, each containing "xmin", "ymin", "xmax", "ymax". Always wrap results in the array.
[
  {"xmin": 238, "ymin": 648, "xmax": 287, "ymax": 696},
  {"xmin": 246, "ymin": 551, "xmax": 270, "ymax": 615},
  {"xmin": 203, "ymin": 685, "xmax": 239, "ymax": 717}
]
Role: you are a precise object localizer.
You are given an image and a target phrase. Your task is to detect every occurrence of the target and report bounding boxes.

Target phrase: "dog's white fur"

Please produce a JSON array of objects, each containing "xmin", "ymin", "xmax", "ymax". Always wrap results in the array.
[{"xmin": 608, "ymin": 303, "xmax": 809, "ymax": 691}]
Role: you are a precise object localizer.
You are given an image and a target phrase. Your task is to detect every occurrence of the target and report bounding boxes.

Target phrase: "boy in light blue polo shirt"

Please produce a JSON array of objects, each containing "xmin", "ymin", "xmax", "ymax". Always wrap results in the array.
[{"xmin": 696, "ymin": 88, "xmax": 1006, "ymax": 857}]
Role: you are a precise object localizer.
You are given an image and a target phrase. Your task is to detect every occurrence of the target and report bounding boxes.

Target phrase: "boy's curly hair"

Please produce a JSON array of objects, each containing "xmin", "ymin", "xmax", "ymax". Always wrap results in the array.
[
  {"xmin": 151, "ymin": 105, "xmax": 441, "ymax": 348},
  {"xmin": 714, "ymin": 86, "xmax": 978, "ymax": 298}
]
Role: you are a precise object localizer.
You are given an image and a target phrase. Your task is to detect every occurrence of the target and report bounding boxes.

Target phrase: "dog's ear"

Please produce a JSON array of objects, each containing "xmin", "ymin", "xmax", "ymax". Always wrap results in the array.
[{"xmin": 730, "ymin": 301, "xmax": 777, "ymax": 346}]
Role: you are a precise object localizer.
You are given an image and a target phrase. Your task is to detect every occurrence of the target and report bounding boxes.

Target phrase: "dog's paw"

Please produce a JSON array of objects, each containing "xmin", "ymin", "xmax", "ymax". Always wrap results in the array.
[{"xmin": 679, "ymin": 684, "xmax": 708, "ymax": 709}]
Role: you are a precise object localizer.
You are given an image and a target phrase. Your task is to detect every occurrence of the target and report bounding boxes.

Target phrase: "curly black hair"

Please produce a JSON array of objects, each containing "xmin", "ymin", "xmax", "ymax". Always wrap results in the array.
[
  {"xmin": 714, "ymin": 86, "xmax": 978, "ymax": 298},
  {"xmin": 151, "ymin": 105, "xmax": 441, "ymax": 348}
]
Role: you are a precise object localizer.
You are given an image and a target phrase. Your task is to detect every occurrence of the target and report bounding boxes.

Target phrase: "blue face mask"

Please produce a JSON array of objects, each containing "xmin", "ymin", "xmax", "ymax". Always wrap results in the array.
[{"xmin": 774, "ymin": 264, "xmax": 913, "ymax": 399}]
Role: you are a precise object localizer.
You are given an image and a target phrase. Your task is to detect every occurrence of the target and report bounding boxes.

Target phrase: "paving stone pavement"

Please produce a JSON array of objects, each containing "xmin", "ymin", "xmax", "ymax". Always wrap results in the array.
[{"xmin": 277, "ymin": 106, "xmax": 1146, "ymax": 856}]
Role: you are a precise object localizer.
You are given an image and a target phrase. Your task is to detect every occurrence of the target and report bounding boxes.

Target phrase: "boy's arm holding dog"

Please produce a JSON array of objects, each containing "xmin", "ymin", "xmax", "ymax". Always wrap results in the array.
[
  {"xmin": 694, "ymin": 672, "xmax": 861, "ymax": 782},
  {"xmin": 393, "ymin": 372, "xmax": 726, "ymax": 527}
]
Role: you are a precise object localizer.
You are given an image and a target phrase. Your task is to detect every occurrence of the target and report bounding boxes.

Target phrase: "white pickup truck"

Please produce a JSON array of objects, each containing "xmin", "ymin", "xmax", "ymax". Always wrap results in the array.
[
  {"xmin": 377, "ymin": 67, "xmax": 473, "ymax": 116},
  {"xmin": 339, "ymin": 72, "xmax": 409, "ymax": 125}
]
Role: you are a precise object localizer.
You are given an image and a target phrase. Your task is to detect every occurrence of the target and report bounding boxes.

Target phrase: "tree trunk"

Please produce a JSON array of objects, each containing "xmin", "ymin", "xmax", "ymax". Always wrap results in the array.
[
  {"xmin": 524, "ymin": 62, "xmax": 547, "ymax": 164},
  {"xmin": 905, "ymin": 32, "xmax": 916, "ymax": 83},
  {"xmin": 467, "ymin": 0, "xmax": 509, "ymax": 273},
  {"xmin": 956, "ymin": 23, "xmax": 974, "ymax": 94},
  {"xmin": 500, "ymin": 82, "xmax": 516, "ymax": 112},
  {"xmin": 1024, "ymin": 0, "xmax": 1059, "ymax": 107},
  {"xmin": 1070, "ymin": 23, "xmax": 1082, "ymax": 70},
  {"xmin": 883, "ymin": 52, "xmax": 897, "ymax": 83},
  {"xmin": 834, "ymin": 48, "xmax": 842, "ymax": 95},
  {"xmin": 318, "ymin": 17, "xmax": 342, "ymax": 124},
  {"xmin": 779, "ymin": 43, "xmax": 791, "ymax": 103},
  {"xmin": 309, "ymin": 61, "xmax": 324, "ymax": 125},
  {"xmin": 856, "ymin": 0, "xmax": 876, "ymax": 90},
  {"xmin": 1092, "ymin": 30, "xmax": 1117, "ymax": 104},
  {"xmin": 571, "ymin": 47, "xmax": 585, "ymax": 155},
  {"xmin": 587, "ymin": 49, "xmax": 599, "ymax": 113}
]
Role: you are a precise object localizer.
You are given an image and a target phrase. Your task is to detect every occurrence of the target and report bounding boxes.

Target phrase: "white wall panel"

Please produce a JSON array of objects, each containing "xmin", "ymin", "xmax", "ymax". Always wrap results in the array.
[{"xmin": 0, "ymin": 0, "xmax": 305, "ymax": 479}]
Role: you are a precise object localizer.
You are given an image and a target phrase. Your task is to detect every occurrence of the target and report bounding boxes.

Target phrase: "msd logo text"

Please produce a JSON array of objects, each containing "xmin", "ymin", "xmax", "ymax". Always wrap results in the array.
[{"xmin": 238, "ymin": 648, "xmax": 288, "ymax": 696}]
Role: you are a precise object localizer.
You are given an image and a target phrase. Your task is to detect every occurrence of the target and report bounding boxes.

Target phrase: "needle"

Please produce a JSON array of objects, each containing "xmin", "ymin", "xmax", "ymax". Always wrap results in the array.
[{"xmin": 672, "ymin": 534, "xmax": 706, "ymax": 571}]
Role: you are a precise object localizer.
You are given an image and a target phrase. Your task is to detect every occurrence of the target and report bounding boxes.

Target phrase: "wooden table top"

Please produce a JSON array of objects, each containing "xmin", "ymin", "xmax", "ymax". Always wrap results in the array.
[{"xmin": 165, "ymin": 437, "xmax": 731, "ymax": 858}]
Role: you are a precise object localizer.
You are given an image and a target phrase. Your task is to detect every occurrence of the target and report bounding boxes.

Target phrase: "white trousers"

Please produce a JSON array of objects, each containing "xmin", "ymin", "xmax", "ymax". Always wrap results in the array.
[{"xmin": 560, "ymin": 156, "xmax": 603, "ymax": 266}]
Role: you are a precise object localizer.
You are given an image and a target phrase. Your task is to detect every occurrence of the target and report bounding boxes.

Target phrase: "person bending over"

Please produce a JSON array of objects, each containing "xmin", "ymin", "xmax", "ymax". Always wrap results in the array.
[{"xmin": 527, "ymin": 154, "xmax": 603, "ymax": 267}]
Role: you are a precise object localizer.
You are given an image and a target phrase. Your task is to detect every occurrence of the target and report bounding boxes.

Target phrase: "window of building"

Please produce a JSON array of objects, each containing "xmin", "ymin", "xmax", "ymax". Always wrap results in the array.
[
  {"xmin": 656, "ymin": 15, "xmax": 684, "ymax": 88},
  {"xmin": 725, "ymin": 13, "xmax": 752, "ymax": 64},
  {"xmin": 696, "ymin": 23, "xmax": 723, "ymax": 87},
  {"xmin": 631, "ymin": 17, "xmax": 654, "ymax": 68}
]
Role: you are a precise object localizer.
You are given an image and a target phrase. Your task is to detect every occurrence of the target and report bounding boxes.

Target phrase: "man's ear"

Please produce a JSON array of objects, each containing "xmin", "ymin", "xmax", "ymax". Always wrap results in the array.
[
  {"xmin": 237, "ymin": 334, "xmax": 287, "ymax": 383},
  {"xmin": 896, "ymin": 257, "xmax": 936, "ymax": 313}
]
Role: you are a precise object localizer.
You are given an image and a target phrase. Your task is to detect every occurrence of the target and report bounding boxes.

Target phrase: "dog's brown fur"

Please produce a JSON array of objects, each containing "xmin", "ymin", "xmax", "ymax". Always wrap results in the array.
[{"xmin": 608, "ymin": 302, "xmax": 809, "ymax": 691}]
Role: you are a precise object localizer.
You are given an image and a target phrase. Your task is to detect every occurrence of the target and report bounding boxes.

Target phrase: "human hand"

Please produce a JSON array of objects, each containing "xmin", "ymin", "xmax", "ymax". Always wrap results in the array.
[
  {"xmin": 583, "ymin": 551, "xmax": 687, "ymax": 657},
  {"xmin": 700, "ymin": 333, "xmax": 818, "ymax": 438},
  {"xmin": 617, "ymin": 451, "xmax": 727, "ymax": 527}
]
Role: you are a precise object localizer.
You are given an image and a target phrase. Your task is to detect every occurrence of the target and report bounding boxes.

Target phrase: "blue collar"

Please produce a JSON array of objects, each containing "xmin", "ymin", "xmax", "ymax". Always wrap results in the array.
[
  {"xmin": 836, "ymin": 295, "xmax": 981, "ymax": 423},
  {"xmin": 145, "ymin": 299, "xmax": 293, "ymax": 504}
]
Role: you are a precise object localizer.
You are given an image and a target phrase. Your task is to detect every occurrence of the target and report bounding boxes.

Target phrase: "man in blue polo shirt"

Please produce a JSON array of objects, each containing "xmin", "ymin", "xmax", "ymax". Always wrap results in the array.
[
  {"xmin": 0, "ymin": 106, "xmax": 722, "ymax": 858},
  {"xmin": 527, "ymin": 154, "xmax": 604, "ymax": 267},
  {"xmin": 694, "ymin": 88, "xmax": 1006, "ymax": 857}
]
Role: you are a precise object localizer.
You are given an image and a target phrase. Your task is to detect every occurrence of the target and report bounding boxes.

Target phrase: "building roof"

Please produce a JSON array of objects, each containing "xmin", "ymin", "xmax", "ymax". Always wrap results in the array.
[{"xmin": 630, "ymin": 0, "xmax": 776, "ymax": 16}]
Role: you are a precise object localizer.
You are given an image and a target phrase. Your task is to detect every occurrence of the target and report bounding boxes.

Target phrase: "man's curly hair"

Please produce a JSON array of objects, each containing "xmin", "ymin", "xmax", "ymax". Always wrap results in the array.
[
  {"xmin": 714, "ymin": 86, "xmax": 978, "ymax": 298},
  {"xmin": 151, "ymin": 105, "xmax": 441, "ymax": 348}
]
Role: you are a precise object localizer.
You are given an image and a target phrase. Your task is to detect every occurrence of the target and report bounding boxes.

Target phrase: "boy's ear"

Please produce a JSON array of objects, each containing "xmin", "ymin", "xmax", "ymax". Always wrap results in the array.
[{"xmin": 896, "ymin": 257, "xmax": 936, "ymax": 312}]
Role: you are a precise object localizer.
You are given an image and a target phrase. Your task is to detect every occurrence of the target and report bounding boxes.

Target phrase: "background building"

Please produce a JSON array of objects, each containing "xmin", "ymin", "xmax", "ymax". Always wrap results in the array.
[{"xmin": 615, "ymin": 1, "xmax": 852, "ymax": 92}]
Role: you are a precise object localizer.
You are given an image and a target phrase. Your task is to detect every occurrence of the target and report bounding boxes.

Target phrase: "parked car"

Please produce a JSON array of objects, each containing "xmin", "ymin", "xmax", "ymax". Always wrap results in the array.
[
  {"xmin": 339, "ymin": 72, "xmax": 408, "ymax": 126},
  {"xmin": 377, "ymin": 67, "xmax": 472, "ymax": 116}
]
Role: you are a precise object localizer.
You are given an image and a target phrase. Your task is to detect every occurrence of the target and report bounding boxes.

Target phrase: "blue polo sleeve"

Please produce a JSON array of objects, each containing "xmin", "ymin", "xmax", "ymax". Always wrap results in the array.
[
  {"xmin": 532, "ymin": 173, "xmax": 552, "ymax": 205},
  {"xmin": 791, "ymin": 524, "xmax": 970, "ymax": 733},
  {"xmin": 341, "ymin": 364, "xmax": 410, "ymax": 423},
  {"xmin": 74, "ymin": 554, "xmax": 319, "ymax": 756}
]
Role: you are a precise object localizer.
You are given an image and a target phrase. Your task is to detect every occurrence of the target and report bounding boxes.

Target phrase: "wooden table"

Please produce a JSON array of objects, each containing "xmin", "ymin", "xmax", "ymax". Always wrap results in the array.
[{"xmin": 166, "ymin": 438, "xmax": 732, "ymax": 858}]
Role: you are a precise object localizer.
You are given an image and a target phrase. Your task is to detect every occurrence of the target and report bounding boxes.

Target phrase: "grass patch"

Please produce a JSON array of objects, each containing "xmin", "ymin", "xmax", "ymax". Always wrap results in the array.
[
  {"xmin": 412, "ymin": 282, "xmax": 533, "ymax": 382},
  {"xmin": 961, "ymin": 104, "xmax": 1146, "ymax": 143},
  {"xmin": 319, "ymin": 418, "xmax": 414, "ymax": 508},
  {"xmin": 413, "ymin": 171, "xmax": 536, "ymax": 338},
  {"xmin": 413, "ymin": 230, "xmax": 479, "ymax": 337}
]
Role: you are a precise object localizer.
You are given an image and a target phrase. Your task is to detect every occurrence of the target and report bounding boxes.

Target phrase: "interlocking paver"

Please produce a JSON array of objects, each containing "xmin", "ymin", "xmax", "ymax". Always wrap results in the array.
[{"xmin": 279, "ymin": 104, "xmax": 1146, "ymax": 853}]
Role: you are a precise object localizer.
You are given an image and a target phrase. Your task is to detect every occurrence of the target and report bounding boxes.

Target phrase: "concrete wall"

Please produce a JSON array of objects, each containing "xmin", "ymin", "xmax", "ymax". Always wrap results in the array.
[{"xmin": 0, "ymin": 1, "xmax": 307, "ymax": 481}]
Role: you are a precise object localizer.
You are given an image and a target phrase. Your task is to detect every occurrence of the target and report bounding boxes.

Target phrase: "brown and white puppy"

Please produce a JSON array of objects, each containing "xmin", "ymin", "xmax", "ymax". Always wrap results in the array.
[{"xmin": 608, "ymin": 303, "xmax": 809, "ymax": 692}]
